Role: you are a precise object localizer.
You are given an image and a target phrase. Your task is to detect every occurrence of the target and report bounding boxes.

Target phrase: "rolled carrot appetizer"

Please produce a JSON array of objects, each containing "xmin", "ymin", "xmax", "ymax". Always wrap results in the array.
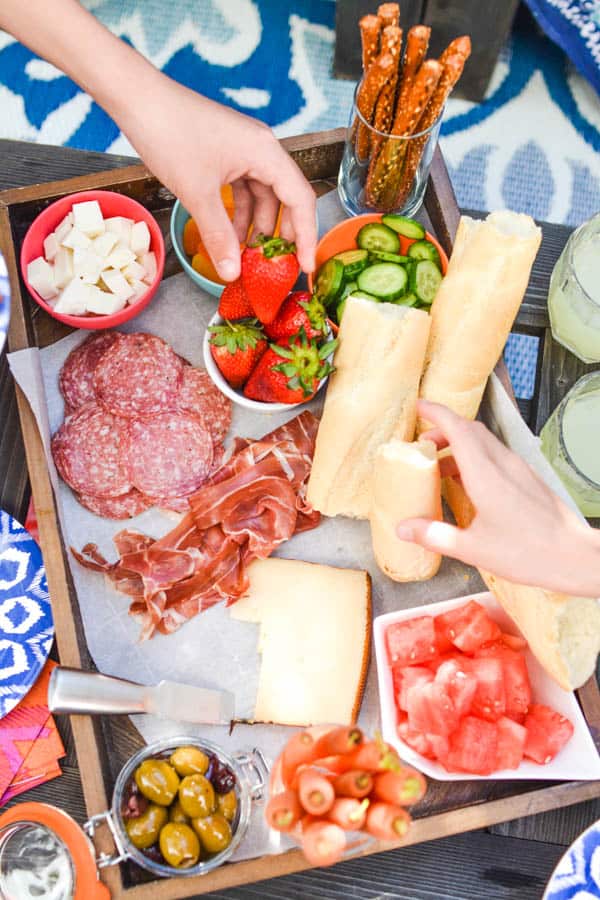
[
  {"xmin": 373, "ymin": 770, "xmax": 427, "ymax": 807},
  {"xmin": 328, "ymin": 797, "xmax": 370, "ymax": 831},
  {"xmin": 365, "ymin": 802, "xmax": 411, "ymax": 841},
  {"xmin": 280, "ymin": 730, "xmax": 316, "ymax": 788},
  {"xmin": 301, "ymin": 821, "xmax": 347, "ymax": 867},
  {"xmin": 331, "ymin": 770, "xmax": 373, "ymax": 799},
  {"xmin": 265, "ymin": 789, "xmax": 302, "ymax": 832},
  {"xmin": 297, "ymin": 768, "xmax": 336, "ymax": 816}
]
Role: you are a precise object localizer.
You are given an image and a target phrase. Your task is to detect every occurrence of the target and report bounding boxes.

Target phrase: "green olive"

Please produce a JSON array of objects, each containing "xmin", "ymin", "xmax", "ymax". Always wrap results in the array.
[
  {"xmin": 159, "ymin": 822, "xmax": 200, "ymax": 869},
  {"xmin": 216, "ymin": 790, "xmax": 237, "ymax": 823},
  {"xmin": 178, "ymin": 774, "xmax": 216, "ymax": 819},
  {"xmin": 169, "ymin": 798, "xmax": 190, "ymax": 825},
  {"xmin": 170, "ymin": 745, "xmax": 209, "ymax": 777},
  {"xmin": 134, "ymin": 759, "xmax": 180, "ymax": 806},
  {"xmin": 125, "ymin": 803, "xmax": 168, "ymax": 850},
  {"xmin": 192, "ymin": 813, "xmax": 232, "ymax": 855}
]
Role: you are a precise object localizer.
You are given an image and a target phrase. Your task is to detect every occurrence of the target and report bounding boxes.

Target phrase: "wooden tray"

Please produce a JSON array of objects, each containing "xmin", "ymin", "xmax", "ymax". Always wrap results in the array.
[{"xmin": 1, "ymin": 129, "xmax": 599, "ymax": 899}]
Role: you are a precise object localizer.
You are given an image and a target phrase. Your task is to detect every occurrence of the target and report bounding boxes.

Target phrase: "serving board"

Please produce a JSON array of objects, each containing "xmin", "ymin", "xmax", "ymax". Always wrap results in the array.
[{"xmin": 1, "ymin": 129, "xmax": 599, "ymax": 899}]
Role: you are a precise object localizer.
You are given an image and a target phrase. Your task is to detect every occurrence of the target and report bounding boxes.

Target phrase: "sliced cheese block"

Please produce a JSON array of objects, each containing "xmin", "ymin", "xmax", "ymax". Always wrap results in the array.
[{"xmin": 230, "ymin": 557, "xmax": 371, "ymax": 726}]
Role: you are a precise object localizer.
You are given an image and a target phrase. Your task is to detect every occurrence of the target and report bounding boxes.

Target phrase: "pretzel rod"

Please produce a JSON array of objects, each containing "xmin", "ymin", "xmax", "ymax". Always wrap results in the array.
[
  {"xmin": 365, "ymin": 58, "xmax": 441, "ymax": 208},
  {"xmin": 377, "ymin": 2, "xmax": 400, "ymax": 28},
  {"xmin": 359, "ymin": 15, "xmax": 382, "ymax": 71},
  {"xmin": 354, "ymin": 52, "xmax": 397, "ymax": 162},
  {"xmin": 394, "ymin": 49, "xmax": 469, "ymax": 208},
  {"xmin": 395, "ymin": 26, "xmax": 431, "ymax": 125},
  {"xmin": 440, "ymin": 34, "xmax": 472, "ymax": 65},
  {"xmin": 371, "ymin": 25, "xmax": 403, "ymax": 150}
]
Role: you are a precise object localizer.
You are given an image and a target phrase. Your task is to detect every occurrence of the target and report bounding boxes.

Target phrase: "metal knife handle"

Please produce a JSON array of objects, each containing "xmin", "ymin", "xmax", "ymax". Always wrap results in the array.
[{"xmin": 48, "ymin": 667, "xmax": 149, "ymax": 716}]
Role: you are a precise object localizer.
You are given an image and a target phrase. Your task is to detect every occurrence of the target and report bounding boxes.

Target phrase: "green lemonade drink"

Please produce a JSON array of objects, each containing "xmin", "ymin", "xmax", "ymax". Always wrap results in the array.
[
  {"xmin": 548, "ymin": 213, "xmax": 600, "ymax": 363},
  {"xmin": 540, "ymin": 372, "xmax": 600, "ymax": 517}
]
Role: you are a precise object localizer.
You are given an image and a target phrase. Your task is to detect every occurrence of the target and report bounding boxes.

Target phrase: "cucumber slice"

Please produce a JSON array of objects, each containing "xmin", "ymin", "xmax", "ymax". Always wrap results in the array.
[
  {"xmin": 357, "ymin": 263, "xmax": 407, "ymax": 301},
  {"xmin": 336, "ymin": 297, "xmax": 347, "ymax": 323},
  {"xmin": 334, "ymin": 249, "xmax": 369, "ymax": 279},
  {"xmin": 407, "ymin": 239, "xmax": 441, "ymax": 269},
  {"xmin": 314, "ymin": 257, "xmax": 344, "ymax": 307},
  {"xmin": 409, "ymin": 259, "xmax": 442, "ymax": 305},
  {"xmin": 346, "ymin": 290, "xmax": 380, "ymax": 302},
  {"xmin": 357, "ymin": 223, "xmax": 400, "ymax": 254},
  {"xmin": 368, "ymin": 250, "xmax": 410, "ymax": 265},
  {"xmin": 381, "ymin": 215, "xmax": 425, "ymax": 240},
  {"xmin": 340, "ymin": 280, "xmax": 358, "ymax": 301},
  {"xmin": 392, "ymin": 292, "xmax": 419, "ymax": 307}
]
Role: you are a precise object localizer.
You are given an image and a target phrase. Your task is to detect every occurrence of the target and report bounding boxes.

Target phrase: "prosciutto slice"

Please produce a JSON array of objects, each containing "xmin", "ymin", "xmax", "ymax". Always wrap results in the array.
[{"xmin": 73, "ymin": 411, "xmax": 321, "ymax": 639}]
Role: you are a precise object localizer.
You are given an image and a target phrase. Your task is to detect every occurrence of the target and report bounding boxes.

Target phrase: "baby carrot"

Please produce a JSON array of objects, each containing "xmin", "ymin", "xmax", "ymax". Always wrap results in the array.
[
  {"xmin": 313, "ymin": 726, "xmax": 363, "ymax": 760},
  {"xmin": 326, "ymin": 738, "xmax": 403, "ymax": 775},
  {"xmin": 280, "ymin": 731, "xmax": 317, "ymax": 787},
  {"xmin": 265, "ymin": 789, "xmax": 302, "ymax": 832},
  {"xmin": 301, "ymin": 821, "xmax": 347, "ymax": 867},
  {"xmin": 297, "ymin": 768, "xmax": 335, "ymax": 815},
  {"xmin": 365, "ymin": 802, "xmax": 411, "ymax": 841},
  {"xmin": 373, "ymin": 769, "xmax": 427, "ymax": 807},
  {"xmin": 331, "ymin": 770, "xmax": 373, "ymax": 799},
  {"xmin": 328, "ymin": 797, "xmax": 370, "ymax": 831}
]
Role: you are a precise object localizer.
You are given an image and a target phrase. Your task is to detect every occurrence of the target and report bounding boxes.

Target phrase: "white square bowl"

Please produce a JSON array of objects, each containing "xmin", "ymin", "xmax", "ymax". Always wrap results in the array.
[{"xmin": 373, "ymin": 591, "xmax": 600, "ymax": 781}]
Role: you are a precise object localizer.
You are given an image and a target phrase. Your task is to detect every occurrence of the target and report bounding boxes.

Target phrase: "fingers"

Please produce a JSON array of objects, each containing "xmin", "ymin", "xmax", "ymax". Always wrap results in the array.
[
  {"xmin": 278, "ymin": 205, "xmax": 295, "ymax": 243},
  {"xmin": 190, "ymin": 186, "xmax": 241, "ymax": 281},
  {"xmin": 396, "ymin": 518, "xmax": 469, "ymax": 559},
  {"xmin": 231, "ymin": 179, "xmax": 253, "ymax": 243},
  {"xmin": 419, "ymin": 427, "xmax": 449, "ymax": 451},
  {"xmin": 248, "ymin": 180, "xmax": 280, "ymax": 238}
]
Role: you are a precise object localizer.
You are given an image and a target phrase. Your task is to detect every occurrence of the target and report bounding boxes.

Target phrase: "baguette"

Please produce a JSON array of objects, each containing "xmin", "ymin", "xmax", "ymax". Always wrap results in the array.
[
  {"xmin": 370, "ymin": 439, "xmax": 442, "ymax": 581},
  {"xmin": 444, "ymin": 476, "xmax": 600, "ymax": 690},
  {"xmin": 418, "ymin": 210, "xmax": 542, "ymax": 431},
  {"xmin": 307, "ymin": 298, "xmax": 431, "ymax": 519}
]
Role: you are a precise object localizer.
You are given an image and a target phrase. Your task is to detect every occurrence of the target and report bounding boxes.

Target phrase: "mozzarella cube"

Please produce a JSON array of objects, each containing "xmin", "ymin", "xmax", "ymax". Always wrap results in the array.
[
  {"xmin": 43, "ymin": 232, "xmax": 60, "ymax": 262},
  {"xmin": 54, "ymin": 277, "xmax": 91, "ymax": 315},
  {"xmin": 141, "ymin": 251, "xmax": 157, "ymax": 284},
  {"xmin": 54, "ymin": 213, "xmax": 74, "ymax": 245},
  {"xmin": 61, "ymin": 227, "xmax": 92, "ymax": 252},
  {"xmin": 72, "ymin": 200, "xmax": 105, "ymax": 238},
  {"xmin": 53, "ymin": 248, "xmax": 74, "ymax": 289},
  {"xmin": 100, "ymin": 268, "xmax": 135, "ymax": 302},
  {"xmin": 73, "ymin": 249, "xmax": 105, "ymax": 284},
  {"xmin": 92, "ymin": 231, "xmax": 119, "ymax": 259},
  {"xmin": 85, "ymin": 285, "xmax": 127, "ymax": 316},
  {"xmin": 123, "ymin": 260, "xmax": 146, "ymax": 283},
  {"xmin": 104, "ymin": 216, "xmax": 133, "ymax": 244},
  {"xmin": 128, "ymin": 278, "xmax": 148, "ymax": 303},
  {"xmin": 27, "ymin": 256, "xmax": 58, "ymax": 300},
  {"xmin": 106, "ymin": 244, "xmax": 136, "ymax": 271},
  {"xmin": 130, "ymin": 221, "xmax": 151, "ymax": 256}
]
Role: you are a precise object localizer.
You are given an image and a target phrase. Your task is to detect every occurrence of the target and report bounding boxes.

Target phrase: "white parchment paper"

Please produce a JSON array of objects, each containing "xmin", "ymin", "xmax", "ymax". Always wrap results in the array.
[{"xmin": 7, "ymin": 191, "xmax": 586, "ymax": 861}]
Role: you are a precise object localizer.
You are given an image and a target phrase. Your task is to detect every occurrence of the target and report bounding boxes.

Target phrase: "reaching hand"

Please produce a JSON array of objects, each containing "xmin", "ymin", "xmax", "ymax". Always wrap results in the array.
[{"xmin": 396, "ymin": 400, "xmax": 600, "ymax": 596}]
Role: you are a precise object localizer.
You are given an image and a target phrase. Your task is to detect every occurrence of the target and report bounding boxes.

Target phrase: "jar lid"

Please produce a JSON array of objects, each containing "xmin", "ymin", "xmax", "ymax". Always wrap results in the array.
[{"xmin": 0, "ymin": 804, "xmax": 110, "ymax": 900}]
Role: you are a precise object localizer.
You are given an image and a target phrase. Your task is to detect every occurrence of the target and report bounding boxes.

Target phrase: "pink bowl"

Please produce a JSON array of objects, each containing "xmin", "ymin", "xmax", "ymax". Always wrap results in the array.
[{"xmin": 20, "ymin": 189, "xmax": 165, "ymax": 330}]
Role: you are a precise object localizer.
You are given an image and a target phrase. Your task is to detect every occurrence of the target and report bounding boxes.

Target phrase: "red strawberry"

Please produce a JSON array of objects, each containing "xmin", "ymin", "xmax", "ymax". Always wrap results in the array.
[
  {"xmin": 208, "ymin": 319, "xmax": 267, "ymax": 389},
  {"xmin": 243, "ymin": 328, "xmax": 338, "ymax": 404},
  {"xmin": 241, "ymin": 234, "xmax": 300, "ymax": 325},
  {"xmin": 218, "ymin": 277, "xmax": 253, "ymax": 320},
  {"xmin": 264, "ymin": 291, "xmax": 328, "ymax": 342}
]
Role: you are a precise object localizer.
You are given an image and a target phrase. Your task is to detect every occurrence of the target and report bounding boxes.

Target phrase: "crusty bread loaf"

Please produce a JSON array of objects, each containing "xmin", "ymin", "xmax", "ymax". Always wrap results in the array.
[
  {"xmin": 444, "ymin": 475, "xmax": 600, "ymax": 690},
  {"xmin": 307, "ymin": 298, "xmax": 431, "ymax": 519},
  {"xmin": 370, "ymin": 439, "xmax": 442, "ymax": 581},
  {"xmin": 418, "ymin": 211, "xmax": 542, "ymax": 431}
]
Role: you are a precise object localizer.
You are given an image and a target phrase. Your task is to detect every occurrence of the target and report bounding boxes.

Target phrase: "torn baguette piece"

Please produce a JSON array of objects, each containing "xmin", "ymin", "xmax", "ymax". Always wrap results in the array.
[
  {"xmin": 370, "ymin": 439, "xmax": 442, "ymax": 582},
  {"xmin": 307, "ymin": 297, "xmax": 431, "ymax": 519}
]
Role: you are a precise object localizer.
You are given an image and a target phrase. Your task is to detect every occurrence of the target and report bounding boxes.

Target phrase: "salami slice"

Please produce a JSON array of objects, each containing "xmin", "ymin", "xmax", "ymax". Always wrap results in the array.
[
  {"xmin": 125, "ymin": 410, "xmax": 213, "ymax": 498},
  {"xmin": 57, "ymin": 402, "xmax": 131, "ymax": 497},
  {"xmin": 147, "ymin": 496, "xmax": 191, "ymax": 514},
  {"xmin": 77, "ymin": 488, "xmax": 152, "ymax": 520},
  {"xmin": 94, "ymin": 333, "xmax": 184, "ymax": 418},
  {"xmin": 178, "ymin": 367, "xmax": 232, "ymax": 445},
  {"xmin": 59, "ymin": 331, "xmax": 120, "ymax": 411}
]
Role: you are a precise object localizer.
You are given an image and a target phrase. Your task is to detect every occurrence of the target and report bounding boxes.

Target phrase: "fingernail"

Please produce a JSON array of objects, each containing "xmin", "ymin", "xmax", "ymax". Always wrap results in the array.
[
  {"xmin": 396, "ymin": 525, "xmax": 415, "ymax": 541},
  {"xmin": 217, "ymin": 259, "xmax": 238, "ymax": 280}
]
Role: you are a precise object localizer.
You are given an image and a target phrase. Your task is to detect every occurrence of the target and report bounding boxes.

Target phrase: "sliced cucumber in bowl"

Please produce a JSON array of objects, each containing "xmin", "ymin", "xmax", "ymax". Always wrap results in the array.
[
  {"xmin": 357, "ymin": 222, "xmax": 400, "ymax": 254},
  {"xmin": 333, "ymin": 249, "xmax": 369, "ymax": 279},
  {"xmin": 381, "ymin": 214, "xmax": 425, "ymax": 240},
  {"xmin": 409, "ymin": 259, "xmax": 442, "ymax": 306},
  {"xmin": 357, "ymin": 262, "xmax": 407, "ymax": 301}
]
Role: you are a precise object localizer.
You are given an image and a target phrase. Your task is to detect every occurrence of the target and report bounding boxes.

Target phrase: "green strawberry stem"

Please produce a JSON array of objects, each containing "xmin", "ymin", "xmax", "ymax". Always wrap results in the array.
[
  {"xmin": 208, "ymin": 319, "xmax": 265, "ymax": 354},
  {"xmin": 252, "ymin": 234, "xmax": 297, "ymax": 258},
  {"xmin": 271, "ymin": 328, "xmax": 338, "ymax": 397}
]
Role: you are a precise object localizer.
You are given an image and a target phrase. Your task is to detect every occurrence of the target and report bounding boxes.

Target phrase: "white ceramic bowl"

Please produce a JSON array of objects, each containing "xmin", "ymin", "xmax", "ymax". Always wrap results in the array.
[
  {"xmin": 203, "ymin": 311, "xmax": 332, "ymax": 413},
  {"xmin": 374, "ymin": 591, "xmax": 600, "ymax": 782}
]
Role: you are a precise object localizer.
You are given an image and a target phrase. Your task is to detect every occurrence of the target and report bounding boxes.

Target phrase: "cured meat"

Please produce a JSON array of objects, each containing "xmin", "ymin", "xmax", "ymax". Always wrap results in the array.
[
  {"xmin": 178, "ymin": 366, "xmax": 232, "ymax": 445},
  {"xmin": 94, "ymin": 333, "xmax": 184, "ymax": 418},
  {"xmin": 59, "ymin": 331, "xmax": 120, "ymax": 412},
  {"xmin": 77, "ymin": 489, "xmax": 152, "ymax": 520},
  {"xmin": 73, "ymin": 411, "xmax": 321, "ymax": 639},
  {"xmin": 125, "ymin": 410, "xmax": 213, "ymax": 499},
  {"xmin": 53, "ymin": 402, "xmax": 131, "ymax": 498}
]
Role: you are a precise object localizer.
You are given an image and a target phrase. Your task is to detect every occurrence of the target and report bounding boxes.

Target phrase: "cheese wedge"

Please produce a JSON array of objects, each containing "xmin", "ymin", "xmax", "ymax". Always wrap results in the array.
[{"xmin": 230, "ymin": 558, "xmax": 371, "ymax": 726}]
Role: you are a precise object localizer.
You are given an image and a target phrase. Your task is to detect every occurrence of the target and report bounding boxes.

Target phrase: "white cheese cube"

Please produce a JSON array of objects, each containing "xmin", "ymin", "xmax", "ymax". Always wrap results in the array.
[
  {"xmin": 54, "ymin": 213, "xmax": 74, "ymax": 245},
  {"xmin": 54, "ymin": 277, "xmax": 91, "ymax": 315},
  {"xmin": 61, "ymin": 227, "xmax": 92, "ymax": 252},
  {"xmin": 92, "ymin": 231, "xmax": 119, "ymax": 259},
  {"xmin": 27, "ymin": 256, "xmax": 58, "ymax": 300},
  {"xmin": 123, "ymin": 260, "xmax": 146, "ymax": 283},
  {"xmin": 73, "ymin": 249, "xmax": 105, "ymax": 284},
  {"xmin": 128, "ymin": 278, "xmax": 148, "ymax": 303},
  {"xmin": 104, "ymin": 216, "xmax": 133, "ymax": 244},
  {"xmin": 72, "ymin": 200, "xmax": 105, "ymax": 238},
  {"xmin": 53, "ymin": 248, "xmax": 74, "ymax": 289},
  {"xmin": 43, "ymin": 232, "xmax": 60, "ymax": 262},
  {"xmin": 141, "ymin": 251, "xmax": 157, "ymax": 284},
  {"xmin": 100, "ymin": 268, "xmax": 135, "ymax": 302},
  {"xmin": 130, "ymin": 221, "xmax": 151, "ymax": 256},
  {"xmin": 85, "ymin": 285, "xmax": 127, "ymax": 316},
  {"xmin": 106, "ymin": 244, "xmax": 136, "ymax": 271}
]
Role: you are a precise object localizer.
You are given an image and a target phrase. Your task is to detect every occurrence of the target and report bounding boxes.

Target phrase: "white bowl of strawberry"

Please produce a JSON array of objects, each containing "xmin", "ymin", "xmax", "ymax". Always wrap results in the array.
[
  {"xmin": 203, "ymin": 235, "xmax": 337, "ymax": 411},
  {"xmin": 374, "ymin": 593, "xmax": 600, "ymax": 782}
]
